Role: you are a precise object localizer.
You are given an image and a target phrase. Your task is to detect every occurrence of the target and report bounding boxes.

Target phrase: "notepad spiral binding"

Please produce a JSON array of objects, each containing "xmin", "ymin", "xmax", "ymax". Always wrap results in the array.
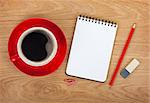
[{"xmin": 78, "ymin": 15, "xmax": 117, "ymax": 27}]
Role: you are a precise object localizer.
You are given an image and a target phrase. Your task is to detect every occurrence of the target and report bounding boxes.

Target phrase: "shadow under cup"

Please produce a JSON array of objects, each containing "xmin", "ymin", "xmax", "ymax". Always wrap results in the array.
[{"xmin": 17, "ymin": 27, "xmax": 58, "ymax": 67}]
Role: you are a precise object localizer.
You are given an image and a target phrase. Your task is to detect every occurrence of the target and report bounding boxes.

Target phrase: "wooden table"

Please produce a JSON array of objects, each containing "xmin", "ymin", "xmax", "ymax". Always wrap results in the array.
[{"xmin": 0, "ymin": 0, "xmax": 149, "ymax": 103}]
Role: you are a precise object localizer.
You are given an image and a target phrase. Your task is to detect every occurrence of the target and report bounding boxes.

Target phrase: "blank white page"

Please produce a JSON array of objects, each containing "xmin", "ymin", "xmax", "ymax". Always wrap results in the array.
[{"xmin": 66, "ymin": 16, "xmax": 118, "ymax": 82}]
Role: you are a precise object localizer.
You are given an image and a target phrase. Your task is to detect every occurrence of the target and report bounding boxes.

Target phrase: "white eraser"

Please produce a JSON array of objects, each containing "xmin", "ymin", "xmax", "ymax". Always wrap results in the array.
[{"xmin": 125, "ymin": 59, "xmax": 140, "ymax": 73}]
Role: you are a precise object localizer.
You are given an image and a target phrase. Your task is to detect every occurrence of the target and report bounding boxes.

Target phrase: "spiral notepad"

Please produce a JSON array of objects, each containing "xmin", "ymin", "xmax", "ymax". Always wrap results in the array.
[{"xmin": 66, "ymin": 15, "xmax": 118, "ymax": 82}]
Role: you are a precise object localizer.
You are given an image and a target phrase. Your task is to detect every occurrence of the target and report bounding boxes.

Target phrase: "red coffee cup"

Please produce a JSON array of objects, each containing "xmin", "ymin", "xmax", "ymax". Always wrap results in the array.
[{"xmin": 8, "ymin": 18, "xmax": 67, "ymax": 76}]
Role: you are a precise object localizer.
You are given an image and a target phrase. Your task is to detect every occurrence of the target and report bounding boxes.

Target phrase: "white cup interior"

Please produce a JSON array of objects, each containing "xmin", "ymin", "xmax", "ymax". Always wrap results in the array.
[{"xmin": 17, "ymin": 27, "xmax": 58, "ymax": 66}]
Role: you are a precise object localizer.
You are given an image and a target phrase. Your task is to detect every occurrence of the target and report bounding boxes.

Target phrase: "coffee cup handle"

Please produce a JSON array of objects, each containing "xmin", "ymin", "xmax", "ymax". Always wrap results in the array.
[{"xmin": 10, "ymin": 54, "xmax": 20, "ymax": 62}]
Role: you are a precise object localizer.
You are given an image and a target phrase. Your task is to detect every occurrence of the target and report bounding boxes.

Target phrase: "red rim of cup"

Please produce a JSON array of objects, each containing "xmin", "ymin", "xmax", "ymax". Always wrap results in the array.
[{"xmin": 8, "ymin": 18, "xmax": 67, "ymax": 76}]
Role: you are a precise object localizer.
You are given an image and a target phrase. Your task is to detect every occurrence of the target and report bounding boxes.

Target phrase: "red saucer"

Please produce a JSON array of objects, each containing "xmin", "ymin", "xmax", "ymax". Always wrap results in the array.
[{"xmin": 8, "ymin": 18, "xmax": 67, "ymax": 76}]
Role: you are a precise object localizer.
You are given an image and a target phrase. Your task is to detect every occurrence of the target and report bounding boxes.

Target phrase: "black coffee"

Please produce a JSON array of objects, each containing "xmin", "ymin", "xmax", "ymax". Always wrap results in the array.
[{"xmin": 21, "ymin": 32, "xmax": 48, "ymax": 61}]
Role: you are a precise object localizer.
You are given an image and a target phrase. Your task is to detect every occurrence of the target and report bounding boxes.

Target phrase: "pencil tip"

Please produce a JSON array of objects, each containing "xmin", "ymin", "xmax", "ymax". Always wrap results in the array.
[{"xmin": 133, "ymin": 23, "xmax": 136, "ymax": 28}]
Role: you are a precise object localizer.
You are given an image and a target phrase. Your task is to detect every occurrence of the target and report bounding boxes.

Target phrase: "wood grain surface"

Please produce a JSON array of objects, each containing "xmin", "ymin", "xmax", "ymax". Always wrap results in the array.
[{"xmin": 0, "ymin": 0, "xmax": 149, "ymax": 103}]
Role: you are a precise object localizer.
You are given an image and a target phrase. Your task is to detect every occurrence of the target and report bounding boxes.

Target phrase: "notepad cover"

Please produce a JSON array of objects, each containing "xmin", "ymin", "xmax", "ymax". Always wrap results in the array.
[{"xmin": 66, "ymin": 16, "xmax": 118, "ymax": 82}]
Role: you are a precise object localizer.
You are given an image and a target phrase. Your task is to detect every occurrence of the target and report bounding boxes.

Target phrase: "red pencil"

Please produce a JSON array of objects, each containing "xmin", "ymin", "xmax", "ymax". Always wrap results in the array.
[{"xmin": 109, "ymin": 23, "xmax": 136, "ymax": 86}]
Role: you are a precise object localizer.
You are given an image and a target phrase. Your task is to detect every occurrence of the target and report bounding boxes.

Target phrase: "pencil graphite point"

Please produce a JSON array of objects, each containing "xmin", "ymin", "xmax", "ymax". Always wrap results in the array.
[{"xmin": 133, "ymin": 23, "xmax": 136, "ymax": 28}]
